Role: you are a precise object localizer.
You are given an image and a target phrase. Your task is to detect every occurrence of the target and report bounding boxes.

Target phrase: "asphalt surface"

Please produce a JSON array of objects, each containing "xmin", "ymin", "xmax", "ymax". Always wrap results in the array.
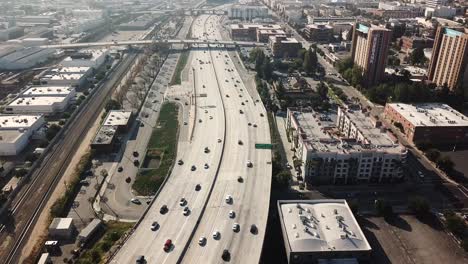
[{"xmin": 110, "ymin": 14, "xmax": 271, "ymax": 264}]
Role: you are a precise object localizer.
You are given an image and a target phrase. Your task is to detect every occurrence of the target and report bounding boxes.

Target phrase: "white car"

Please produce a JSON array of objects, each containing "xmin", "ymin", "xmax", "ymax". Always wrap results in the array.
[
  {"xmin": 183, "ymin": 206, "xmax": 190, "ymax": 216},
  {"xmin": 198, "ymin": 236, "xmax": 206, "ymax": 245},
  {"xmin": 246, "ymin": 161, "xmax": 253, "ymax": 168},
  {"xmin": 232, "ymin": 223, "xmax": 240, "ymax": 232},
  {"xmin": 213, "ymin": 231, "xmax": 220, "ymax": 239},
  {"xmin": 225, "ymin": 195, "xmax": 232, "ymax": 204},
  {"xmin": 179, "ymin": 198, "xmax": 187, "ymax": 206},
  {"xmin": 417, "ymin": 170, "xmax": 425, "ymax": 178},
  {"xmin": 229, "ymin": 210, "xmax": 235, "ymax": 218}
]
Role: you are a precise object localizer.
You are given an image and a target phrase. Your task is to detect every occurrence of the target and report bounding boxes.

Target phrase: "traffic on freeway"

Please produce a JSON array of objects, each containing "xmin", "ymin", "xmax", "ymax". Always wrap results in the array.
[{"xmin": 110, "ymin": 14, "xmax": 271, "ymax": 264}]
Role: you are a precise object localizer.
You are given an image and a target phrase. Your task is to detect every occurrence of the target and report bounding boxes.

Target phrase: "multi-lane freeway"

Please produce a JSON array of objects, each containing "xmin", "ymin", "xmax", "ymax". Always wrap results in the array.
[{"xmin": 110, "ymin": 14, "xmax": 272, "ymax": 264}]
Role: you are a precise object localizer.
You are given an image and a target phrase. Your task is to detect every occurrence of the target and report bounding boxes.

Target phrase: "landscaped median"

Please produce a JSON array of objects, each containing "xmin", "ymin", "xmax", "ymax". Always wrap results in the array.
[
  {"xmin": 133, "ymin": 102, "xmax": 179, "ymax": 195},
  {"xmin": 170, "ymin": 50, "xmax": 189, "ymax": 85}
]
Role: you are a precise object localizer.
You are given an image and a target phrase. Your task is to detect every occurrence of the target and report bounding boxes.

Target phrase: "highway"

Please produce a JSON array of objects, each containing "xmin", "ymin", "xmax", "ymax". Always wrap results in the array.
[
  {"xmin": 0, "ymin": 51, "xmax": 139, "ymax": 263},
  {"xmin": 110, "ymin": 14, "xmax": 271, "ymax": 264},
  {"xmin": 40, "ymin": 39, "xmax": 266, "ymax": 49}
]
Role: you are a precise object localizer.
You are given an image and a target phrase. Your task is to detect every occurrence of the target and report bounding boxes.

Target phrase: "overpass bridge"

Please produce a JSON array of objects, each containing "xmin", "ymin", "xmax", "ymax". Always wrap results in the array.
[{"xmin": 40, "ymin": 39, "xmax": 266, "ymax": 49}]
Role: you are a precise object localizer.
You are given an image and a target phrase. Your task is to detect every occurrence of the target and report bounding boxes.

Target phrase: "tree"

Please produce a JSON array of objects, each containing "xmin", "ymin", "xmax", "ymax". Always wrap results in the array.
[
  {"xmin": 410, "ymin": 48, "xmax": 426, "ymax": 65},
  {"xmin": 317, "ymin": 81, "xmax": 328, "ymax": 99},
  {"xmin": 425, "ymin": 148, "xmax": 441, "ymax": 162},
  {"xmin": 436, "ymin": 155, "xmax": 454, "ymax": 173},
  {"xmin": 262, "ymin": 58, "xmax": 273, "ymax": 81},
  {"xmin": 46, "ymin": 124, "xmax": 61, "ymax": 141},
  {"xmin": 105, "ymin": 99, "xmax": 121, "ymax": 112},
  {"xmin": 408, "ymin": 196, "xmax": 430, "ymax": 218},
  {"xmin": 273, "ymin": 171, "xmax": 290, "ymax": 189},
  {"xmin": 445, "ymin": 213, "xmax": 466, "ymax": 236},
  {"xmin": 303, "ymin": 47, "xmax": 318, "ymax": 75},
  {"xmin": 375, "ymin": 199, "xmax": 393, "ymax": 219}
]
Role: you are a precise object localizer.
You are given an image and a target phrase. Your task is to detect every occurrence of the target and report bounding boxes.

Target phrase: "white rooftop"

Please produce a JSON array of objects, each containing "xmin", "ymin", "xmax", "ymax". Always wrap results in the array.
[
  {"xmin": 0, "ymin": 115, "xmax": 43, "ymax": 130},
  {"xmin": 104, "ymin": 110, "xmax": 132, "ymax": 126},
  {"xmin": 278, "ymin": 200, "xmax": 371, "ymax": 253},
  {"xmin": 387, "ymin": 103, "xmax": 468, "ymax": 127},
  {"xmin": 22, "ymin": 86, "xmax": 74, "ymax": 97},
  {"xmin": 9, "ymin": 96, "xmax": 68, "ymax": 106}
]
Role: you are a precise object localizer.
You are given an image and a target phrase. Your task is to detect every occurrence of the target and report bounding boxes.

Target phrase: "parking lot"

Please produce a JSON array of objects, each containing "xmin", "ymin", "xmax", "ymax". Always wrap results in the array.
[{"xmin": 361, "ymin": 215, "xmax": 468, "ymax": 264}]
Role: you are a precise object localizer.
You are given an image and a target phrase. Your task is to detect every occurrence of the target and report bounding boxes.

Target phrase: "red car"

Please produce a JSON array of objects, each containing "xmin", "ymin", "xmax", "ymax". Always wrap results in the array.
[{"xmin": 164, "ymin": 239, "xmax": 172, "ymax": 252}]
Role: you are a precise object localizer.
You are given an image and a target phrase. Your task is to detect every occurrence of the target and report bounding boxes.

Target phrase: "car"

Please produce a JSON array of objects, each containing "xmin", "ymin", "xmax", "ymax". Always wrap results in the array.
[
  {"xmin": 234, "ymin": 84, "xmax": 238, "ymax": 87},
  {"xmin": 286, "ymin": 163, "xmax": 292, "ymax": 169},
  {"xmin": 260, "ymin": 113, "xmax": 264, "ymax": 117},
  {"xmin": 212, "ymin": 231, "xmax": 220, "ymax": 239},
  {"xmin": 250, "ymin": 224, "xmax": 257, "ymax": 234},
  {"xmin": 209, "ymin": 116, "xmax": 213, "ymax": 119},
  {"xmin": 237, "ymin": 176, "xmax": 243, "ymax": 183},
  {"xmin": 80, "ymin": 180, "xmax": 90, "ymax": 186},
  {"xmin": 417, "ymin": 170, "xmax": 425, "ymax": 178},
  {"xmin": 174, "ymin": 97, "xmax": 180, "ymax": 100},
  {"xmin": 226, "ymin": 94, "xmax": 230, "ymax": 97},
  {"xmin": 225, "ymin": 195, "xmax": 232, "ymax": 204},
  {"xmin": 253, "ymin": 123, "xmax": 257, "ymax": 127},
  {"xmin": 218, "ymin": 138, "xmax": 222, "ymax": 143},
  {"xmin": 225, "ymin": 79, "xmax": 228, "ymax": 82},
  {"xmin": 232, "ymin": 223, "xmax": 240, "ymax": 232},
  {"xmin": 247, "ymin": 161, "xmax": 253, "ymax": 168},
  {"xmin": 117, "ymin": 166, "xmax": 123, "ymax": 172},
  {"xmin": 198, "ymin": 119, "xmax": 202, "ymax": 123},
  {"xmin": 204, "ymin": 147, "xmax": 210, "ymax": 153},
  {"xmin": 239, "ymin": 110, "xmax": 244, "ymax": 114},
  {"xmin": 191, "ymin": 165, "xmax": 196, "ymax": 171},
  {"xmin": 151, "ymin": 221, "xmax": 159, "ymax": 231},
  {"xmin": 195, "ymin": 184, "xmax": 201, "ymax": 191},
  {"xmin": 183, "ymin": 206, "xmax": 190, "ymax": 216},
  {"xmin": 238, "ymin": 140, "xmax": 243, "ymax": 145},
  {"xmin": 136, "ymin": 255, "xmax": 146, "ymax": 264},
  {"xmin": 163, "ymin": 239, "xmax": 172, "ymax": 252},
  {"xmin": 140, "ymin": 122, "xmax": 145, "ymax": 127},
  {"xmin": 133, "ymin": 151, "xmax": 139, "ymax": 157},
  {"xmin": 144, "ymin": 113, "xmax": 149, "ymax": 118},
  {"xmin": 130, "ymin": 198, "xmax": 141, "ymax": 205},
  {"xmin": 248, "ymin": 122, "xmax": 251, "ymax": 126},
  {"xmin": 256, "ymin": 99, "xmax": 260, "ymax": 102},
  {"xmin": 178, "ymin": 159, "xmax": 184, "ymax": 165},
  {"xmin": 202, "ymin": 85, "xmax": 206, "ymax": 88},
  {"xmin": 198, "ymin": 236, "xmax": 207, "ymax": 246},
  {"xmin": 204, "ymin": 163, "xmax": 209, "ymax": 169},
  {"xmin": 133, "ymin": 160, "xmax": 140, "ymax": 166},
  {"xmin": 205, "ymin": 110, "xmax": 208, "ymax": 113},
  {"xmin": 229, "ymin": 210, "xmax": 235, "ymax": 218},
  {"xmin": 222, "ymin": 249, "xmax": 230, "ymax": 261},
  {"xmin": 184, "ymin": 121, "xmax": 188, "ymax": 125},
  {"xmin": 236, "ymin": 80, "xmax": 240, "ymax": 83},
  {"xmin": 160, "ymin": 205, "xmax": 168, "ymax": 214},
  {"xmin": 179, "ymin": 198, "xmax": 187, "ymax": 206},
  {"xmin": 239, "ymin": 94, "xmax": 243, "ymax": 97},
  {"xmin": 241, "ymin": 102, "xmax": 245, "ymax": 105}
]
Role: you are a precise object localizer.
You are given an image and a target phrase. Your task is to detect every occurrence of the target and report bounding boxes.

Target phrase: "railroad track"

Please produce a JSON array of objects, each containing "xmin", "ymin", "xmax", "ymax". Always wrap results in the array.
[{"xmin": 1, "ymin": 54, "xmax": 138, "ymax": 263}]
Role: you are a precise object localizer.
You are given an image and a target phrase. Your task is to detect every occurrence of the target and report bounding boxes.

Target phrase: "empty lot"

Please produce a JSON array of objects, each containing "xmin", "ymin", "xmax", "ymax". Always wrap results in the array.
[{"xmin": 362, "ymin": 215, "xmax": 468, "ymax": 264}]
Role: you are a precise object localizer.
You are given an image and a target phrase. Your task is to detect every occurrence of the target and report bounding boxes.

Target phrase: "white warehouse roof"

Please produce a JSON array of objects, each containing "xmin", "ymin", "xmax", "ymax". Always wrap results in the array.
[
  {"xmin": 22, "ymin": 86, "xmax": 74, "ymax": 97},
  {"xmin": 278, "ymin": 200, "xmax": 371, "ymax": 253},
  {"xmin": 387, "ymin": 103, "xmax": 468, "ymax": 127}
]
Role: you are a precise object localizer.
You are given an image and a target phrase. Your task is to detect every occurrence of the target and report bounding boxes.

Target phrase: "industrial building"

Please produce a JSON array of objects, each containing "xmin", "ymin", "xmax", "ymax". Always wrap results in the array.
[
  {"xmin": 351, "ymin": 23, "xmax": 391, "ymax": 87},
  {"xmin": 48, "ymin": 218, "xmax": 76, "ymax": 240},
  {"xmin": 257, "ymin": 29, "xmax": 286, "ymax": 42},
  {"xmin": 427, "ymin": 26, "xmax": 468, "ymax": 92},
  {"xmin": 304, "ymin": 24, "xmax": 333, "ymax": 42},
  {"xmin": 278, "ymin": 200, "xmax": 372, "ymax": 264},
  {"xmin": 230, "ymin": 24, "xmax": 282, "ymax": 41},
  {"xmin": 39, "ymin": 66, "xmax": 92, "ymax": 87},
  {"xmin": 228, "ymin": 4, "xmax": 269, "ymax": 20},
  {"xmin": 4, "ymin": 86, "xmax": 76, "ymax": 114},
  {"xmin": 269, "ymin": 35, "xmax": 301, "ymax": 58},
  {"xmin": 0, "ymin": 114, "xmax": 45, "ymax": 156},
  {"xmin": 384, "ymin": 103, "xmax": 468, "ymax": 146},
  {"xmin": 286, "ymin": 107, "xmax": 407, "ymax": 185},
  {"xmin": 91, "ymin": 110, "xmax": 133, "ymax": 152},
  {"xmin": 0, "ymin": 46, "xmax": 57, "ymax": 70},
  {"xmin": 60, "ymin": 49, "xmax": 109, "ymax": 69}
]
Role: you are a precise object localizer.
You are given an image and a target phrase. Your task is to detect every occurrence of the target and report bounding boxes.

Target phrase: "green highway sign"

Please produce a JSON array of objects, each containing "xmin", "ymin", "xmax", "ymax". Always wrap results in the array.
[{"xmin": 255, "ymin": 143, "xmax": 272, "ymax": 149}]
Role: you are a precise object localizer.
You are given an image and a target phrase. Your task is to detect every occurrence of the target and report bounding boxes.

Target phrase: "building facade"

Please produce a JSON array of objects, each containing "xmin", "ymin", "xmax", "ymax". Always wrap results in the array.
[
  {"xmin": 269, "ymin": 35, "xmax": 302, "ymax": 58},
  {"xmin": 286, "ymin": 107, "xmax": 407, "ymax": 186},
  {"xmin": 427, "ymin": 26, "xmax": 468, "ymax": 91},
  {"xmin": 304, "ymin": 24, "xmax": 333, "ymax": 42},
  {"xmin": 351, "ymin": 23, "xmax": 392, "ymax": 87},
  {"xmin": 0, "ymin": 114, "xmax": 45, "ymax": 156},
  {"xmin": 384, "ymin": 103, "xmax": 468, "ymax": 146},
  {"xmin": 401, "ymin": 36, "xmax": 434, "ymax": 52}
]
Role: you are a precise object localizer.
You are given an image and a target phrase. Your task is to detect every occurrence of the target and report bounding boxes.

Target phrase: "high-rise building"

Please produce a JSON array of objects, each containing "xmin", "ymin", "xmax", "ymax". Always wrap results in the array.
[
  {"xmin": 351, "ymin": 23, "xmax": 392, "ymax": 87},
  {"xmin": 427, "ymin": 26, "xmax": 468, "ymax": 91}
]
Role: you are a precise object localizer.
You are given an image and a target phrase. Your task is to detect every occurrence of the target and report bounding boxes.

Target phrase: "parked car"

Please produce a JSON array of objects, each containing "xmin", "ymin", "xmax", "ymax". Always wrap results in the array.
[
  {"xmin": 160, "ymin": 205, "xmax": 168, "ymax": 214},
  {"xmin": 163, "ymin": 239, "xmax": 172, "ymax": 252},
  {"xmin": 151, "ymin": 221, "xmax": 159, "ymax": 231},
  {"xmin": 130, "ymin": 198, "xmax": 141, "ymax": 205}
]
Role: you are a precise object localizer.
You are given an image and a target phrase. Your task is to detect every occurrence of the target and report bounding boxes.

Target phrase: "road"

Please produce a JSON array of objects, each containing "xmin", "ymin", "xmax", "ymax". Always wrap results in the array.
[
  {"xmin": 110, "ymin": 14, "xmax": 271, "ymax": 264},
  {"xmin": 0, "ymin": 51, "xmax": 139, "ymax": 263}
]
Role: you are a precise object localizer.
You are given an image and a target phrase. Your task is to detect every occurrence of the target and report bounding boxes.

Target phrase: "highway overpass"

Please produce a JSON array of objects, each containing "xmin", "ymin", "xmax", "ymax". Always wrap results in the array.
[{"xmin": 40, "ymin": 39, "xmax": 266, "ymax": 49}]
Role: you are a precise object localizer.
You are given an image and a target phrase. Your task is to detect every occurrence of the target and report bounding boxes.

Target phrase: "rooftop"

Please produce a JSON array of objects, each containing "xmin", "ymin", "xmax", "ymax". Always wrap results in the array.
[
  {"xmin": 92, "ymin": 125, "xmax": 117, "ymax": 145},
  {"xmin": 103, "ymin": 110, "xmax": 132, "ymax": 126},
  {"xmin": 0, "ymin": 115, "xmax": 43, "ymax": 130},
  {"xmin": 387, "ymin": 103, "xmax": 468, "ymax": 127},
  {"xmin": 8, "ymin": 96, "xmax": 68, "ymax": 106},
  {"xmin": 270, "ymin": 35, "xmax": 300, "ymax": 43},
  {"xmin": 50, "ymin": 218, "xmax": 73, "ymax": 230},
  {"xmin": 22, "ymin": 86, "xmax": 74, "ymax": 97},
  {"xmin": 230, "ymin": 23, "xmax": 282, "ymax": 30},
  {"xmin": 278, "ymin": 200, "xmax": 371, "ymax": 253}
]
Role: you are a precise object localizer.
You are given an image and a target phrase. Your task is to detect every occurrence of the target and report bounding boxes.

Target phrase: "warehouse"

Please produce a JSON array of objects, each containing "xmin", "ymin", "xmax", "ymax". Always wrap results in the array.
[
  {"xmin": 48, "ymin": 218, "xmax": 76, "ymax": 240},
  {"xmin": 0, "ymin": 114, "xmax": 45, "ymax": 156},
  {"xmin": 60, "ymin": 49, "xmax": 109, "ymax": 69},
  {"xmin": 278, "ymin": 200, "xmax": 371, "ymax": 264},
  {"xmin": 40, "ymin": 66, "xmax": 91, "ymax": 87},
  {"xmin": 4, "ymin": 86, "xmax": 76, "ymax": 114},
  {"xmin": 91, "ymin": 110, "xmax": 133, "ymax": 152}
]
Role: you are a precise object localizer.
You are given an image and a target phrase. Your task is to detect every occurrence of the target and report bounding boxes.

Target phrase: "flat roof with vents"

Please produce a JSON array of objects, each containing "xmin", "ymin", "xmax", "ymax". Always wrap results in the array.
[
  {"xmin": 387, "ymin": 103, "xmax": 468, "ymax": 127},
  {"xmin": 22, "ymin": 86, "xmax": 73, "ymax": 97},
  {"xmin": 278, "ymin": 200, "xmax": 371, "ymax": 253},
  {"xmin": 8, "ymin": 96, "xmax": 68, "ymax": 106},
  {"xmin": 0, "ymin": 114, "xmax": 43, "ymax": 130},
  {"xmin": 103, "ymin": 110, "xmax": 132, "ymax": 126}
]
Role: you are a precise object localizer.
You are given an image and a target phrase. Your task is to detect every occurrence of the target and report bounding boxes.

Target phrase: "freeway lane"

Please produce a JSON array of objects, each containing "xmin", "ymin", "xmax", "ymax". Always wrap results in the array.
[
  {"xmin": 181, "ymin": 15, "xmax": 272, "ymax": 264},
  {"xmin": 0, "ymin": 52, "xmax": 138, "ymax": 263},
  {"xmin": 110, "ymin": 15, "xmax": 227, "ymax": 263}
]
